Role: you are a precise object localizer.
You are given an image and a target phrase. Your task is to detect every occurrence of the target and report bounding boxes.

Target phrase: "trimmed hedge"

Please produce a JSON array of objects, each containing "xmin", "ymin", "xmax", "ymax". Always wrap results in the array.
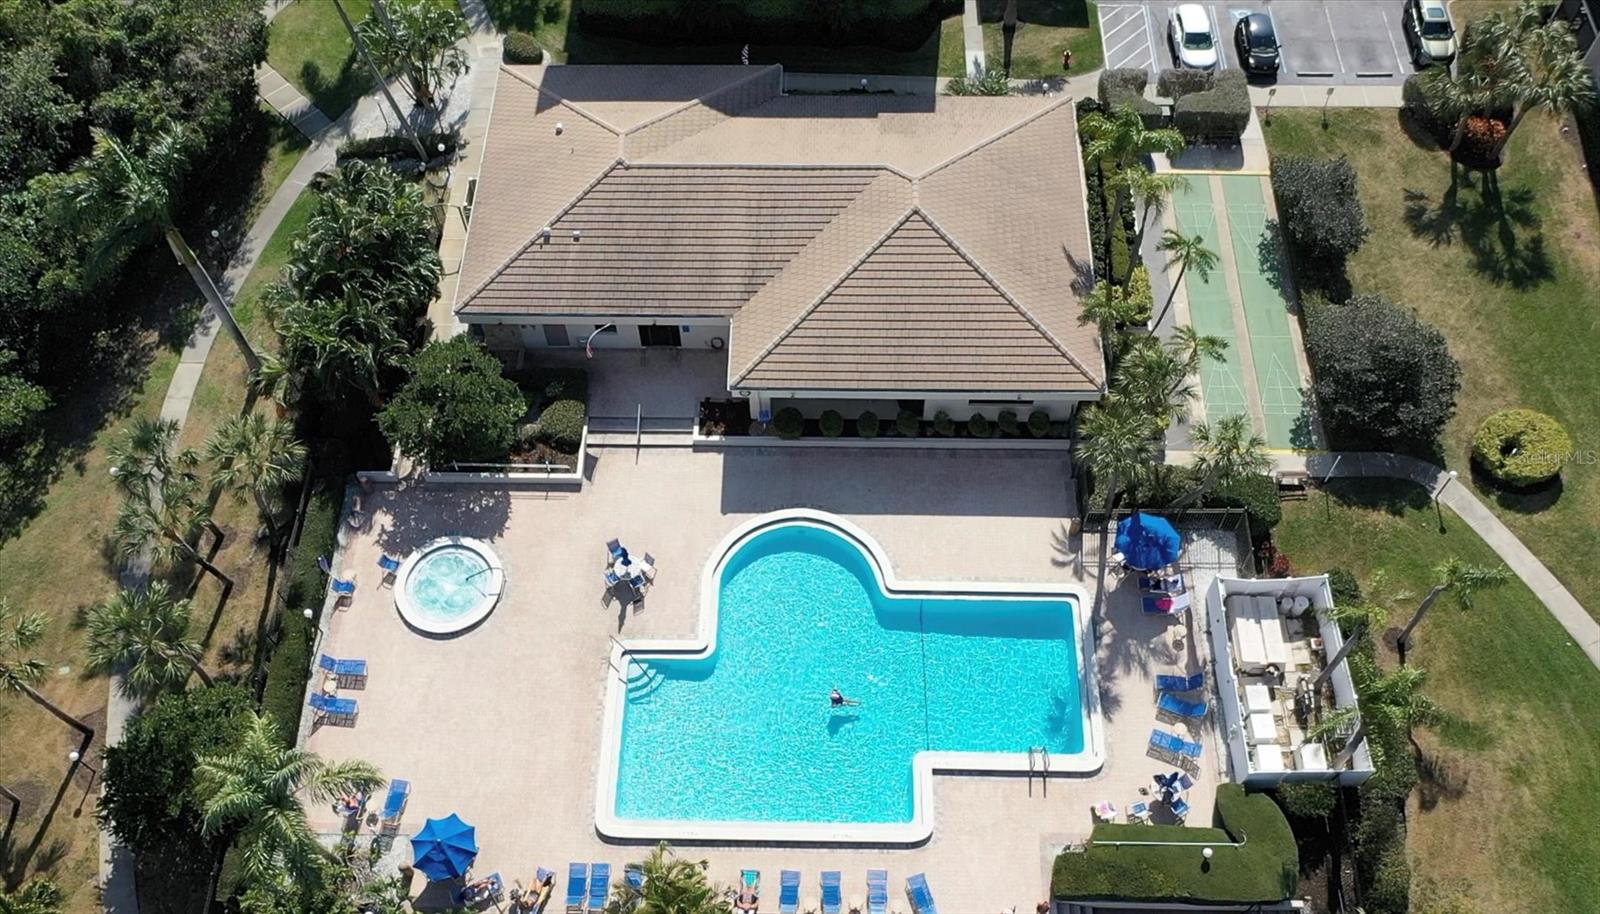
[
  {"xmin": 1171, "ymin": 69, "xmax": 1250, "ymax": 145},
  {"xmin": 1156, "ymin": 67, "xmax": 1212, "ymax": 100},
  {"xmin": 857, "ymin": 411, "xmax": 880, "ymax": 439},
  {"xmin": 773, "ymin": 406, "xmax": 804, "ymax": 440},
  {"xmin": 1270, "ymin": 154, "xmax": 1369, "ymax": 264},
  {"xmin": 572, "ymin": 0, "xmax": 955, "ymax": 51},
  {"xmin": 1217, "ymin": 472, "xmax": 1282, "ymax": 533},
  {"xmin": 1052, "ymin": 784, "xmax": 1297, "ymax": 904},
  {"xmin": 261, "ymin": 482, "xmax": 344, "ymax": 747},
  {"xmin": 1097, "ymin": 68, "xmax": 1163, "ymax": 126},
  {"xmin": 503, "ymin": 31, "xmax": 544, "ymax": 64},
  {"xmin": 1471, "ymin": 408, "xmax": 1572, "ymax": 487},
  {"xmin": 534, "ymin": 398, "xmax": 586, "ymax": 452},
  {"xmin": 819, "ymin": 409, "xmax": 845, "ymax": 438},
  {"xmin": 335, "ymin": 131, "xmax": 461, "ymax": 164}
]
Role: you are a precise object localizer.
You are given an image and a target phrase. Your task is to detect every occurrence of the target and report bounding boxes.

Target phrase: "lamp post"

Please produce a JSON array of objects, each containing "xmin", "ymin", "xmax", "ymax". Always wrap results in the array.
[
  {"xmin": 1322, "ymin": 86, "xmax": 1335, "ymax": 129},
  {"xmin": 1433, "ymin": 469, "xmax": 1458, "ymax": 531},
  {"xmin": 1264, "ymin": 87, "xmax": 1277, "ymax": 126}
]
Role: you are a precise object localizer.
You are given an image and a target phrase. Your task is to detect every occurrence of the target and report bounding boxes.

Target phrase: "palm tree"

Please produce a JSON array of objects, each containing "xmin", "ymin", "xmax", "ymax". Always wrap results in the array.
[
  {"xmin": 206, "ymin": 414, "xmax": 307, "ymax": 549},
  {"xmin": 1116, "ymin": 168, "xmax": 1191, "ymax": 273},
  {"xmin": 1114, "ymin": 339, "xmax": 1194, "ymax": 433},
  {"xmin": 358, "ymin": 0, "xmax": 469, "ymax": 110},
  {"xmin": 1080, "ymin": 106, "xmax": 1185, "ymax": 281},
  {"xmin": 196, "ymin": 711, "xmax": 383, "ymax": 890},
  {"xmin": 1313, "ymin": 660, "xmax": 1445, "ymax": 769},
  {"xmin": 1078, "ymin": 398, "xmax": 1159, "ymax": 518},
  {"xmin": 1079, "ymin": 279, "xmax": 1147, "ymax": 371},
  {"xmin": 51, "ymin": 127, "xmax": 259, "ymax": 371},
  {"xmin": 110, "ymin": 418, "xmax": 234, "ymax": 592},
  {"xmin": 1396, "ymin": 558, "xmax": 1511, "ymax": 652},
  {"xmin": 1489, "ymin": 21, "xmax": 1596, "ymax": 160},
  {"xmin": 605, "ymin": 842, "xmax": 731, "ymax": 914},
  {"xmin": 85, "ymin": 583, "xmax": 213, "ymax": 698},
  {"xmin": 0, "ymin": 601, "xmax": 94, "ymax": 746},
  {"xmin": 1148, "ymin": 229, "xmax": 1219, "ymax": 335},
  {"xmin": 1176, "ymin": 413, "xmax": 1270, "ymax": 508}
]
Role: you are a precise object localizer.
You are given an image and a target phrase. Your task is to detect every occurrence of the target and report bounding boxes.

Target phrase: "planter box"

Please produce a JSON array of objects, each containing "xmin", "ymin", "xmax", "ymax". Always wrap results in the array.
[{"xmin": 358, "ymin": 424, "xmax": 589, "ymax": 487}]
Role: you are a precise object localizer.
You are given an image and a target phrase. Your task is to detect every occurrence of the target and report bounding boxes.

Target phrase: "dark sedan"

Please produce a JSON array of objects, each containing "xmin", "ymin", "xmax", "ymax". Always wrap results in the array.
[{"xmin": 1233, "ymin": 12, "xmax": 1281, "ymax": 75}]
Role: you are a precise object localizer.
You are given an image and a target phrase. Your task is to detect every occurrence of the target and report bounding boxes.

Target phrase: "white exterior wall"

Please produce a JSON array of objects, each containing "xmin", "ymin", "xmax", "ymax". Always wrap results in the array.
[
  {"xmin": 1206, "ymin": 575, "xmax": 1375, "ymax": 788},
  {"xmin": 742, "ymin": 391, "xmax": 1088, "ymax": 423},
  {"xmin": 463, "ymin": 315, "xmax": 733, "ymax": 352}
]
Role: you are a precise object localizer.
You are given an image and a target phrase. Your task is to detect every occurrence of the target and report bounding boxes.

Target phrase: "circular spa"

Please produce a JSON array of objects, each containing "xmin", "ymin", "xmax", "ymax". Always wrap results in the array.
[{"xmin": 394, "ymin": 537, "xmax": 505, "ymax": 635}]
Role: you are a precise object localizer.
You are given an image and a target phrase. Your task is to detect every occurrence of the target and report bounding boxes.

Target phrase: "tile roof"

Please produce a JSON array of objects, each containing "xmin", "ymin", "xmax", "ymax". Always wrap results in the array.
[{"xmin": 456, "ymin": 65, "xmax": 1103, "ymax": 392}]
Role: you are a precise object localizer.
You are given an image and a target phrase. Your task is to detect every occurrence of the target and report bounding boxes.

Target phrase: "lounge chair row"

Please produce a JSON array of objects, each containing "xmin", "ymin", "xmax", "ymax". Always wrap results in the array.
[
  {"xmin": 774, "ymin": 869, "xmax": 931, "ymax": 914},
  {"xmin": 564, "ymin": 862, "xmax": 612, "ymax": 913}
]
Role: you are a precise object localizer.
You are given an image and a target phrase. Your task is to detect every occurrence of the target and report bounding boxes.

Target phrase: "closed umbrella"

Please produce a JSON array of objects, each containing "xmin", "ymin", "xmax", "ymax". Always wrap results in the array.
[{"xmin": 411, "ymin": 813, "xmax": 479, "ymax": 881}]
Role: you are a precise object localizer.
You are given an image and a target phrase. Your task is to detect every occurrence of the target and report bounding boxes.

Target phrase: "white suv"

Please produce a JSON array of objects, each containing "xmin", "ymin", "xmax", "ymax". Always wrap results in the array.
[{"xmin": 1404, "ymin": 0, "xmax": 1458, "ymax": 66}]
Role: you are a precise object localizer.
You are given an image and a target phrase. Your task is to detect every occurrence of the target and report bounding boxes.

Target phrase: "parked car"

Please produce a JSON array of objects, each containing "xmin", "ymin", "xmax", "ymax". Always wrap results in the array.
[
  {"xmin": 1233, "ymin": 12, "xmax": 1281, "ymax": 76},
  {"xmin": 1403, "ymin": 0, "xmax": 1457, "ymax": 66},
  {"xmin": 1167, "ymin": 3, "xmax": 1219, "ymax": 70}
]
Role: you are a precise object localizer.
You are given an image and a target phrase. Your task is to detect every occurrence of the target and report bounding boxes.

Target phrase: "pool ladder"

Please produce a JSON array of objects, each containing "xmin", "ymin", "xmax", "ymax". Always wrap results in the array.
[{"xmin": 1028, "ymin": 746, "xmax": 1051, "ymax": 797}]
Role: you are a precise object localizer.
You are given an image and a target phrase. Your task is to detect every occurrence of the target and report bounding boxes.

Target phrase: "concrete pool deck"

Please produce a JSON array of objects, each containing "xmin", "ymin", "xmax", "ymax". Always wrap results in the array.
[{"xmin": 306, "ymin": 448, "xmax": 1230, "ymax": 911}]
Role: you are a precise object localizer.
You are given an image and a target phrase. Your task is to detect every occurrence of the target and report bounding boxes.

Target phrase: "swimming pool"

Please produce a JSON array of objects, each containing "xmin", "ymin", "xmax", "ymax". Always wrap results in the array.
[
  {"xmin": 595, "ymin": 510, "xmax": 1102, "ymax": 843},
  {"xmin": 394, "ymin": 537, "xmax": 505, "ymax": 635}
]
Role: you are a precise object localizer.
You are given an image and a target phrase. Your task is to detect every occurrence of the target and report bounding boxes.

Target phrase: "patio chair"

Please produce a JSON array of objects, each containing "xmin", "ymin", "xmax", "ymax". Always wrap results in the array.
[
  {"xmin": 1177, "ymin": 772, "xmax": 1195, "ymax": 793},
  {"xmin": 779, "ymin": 870, "xmax": 801, "ymax": 914},
  {"xmin": 455, "ymin": 871, "xmax": 504, "ymax": 907},
  {"xmin": 308, "ymin": 692, "xmax": 357, "ymax": 725},
  {"xmin": 639, "ymin": 553, "xmax": 658, "ymax": 582},
  {"xmin": 587, "ymin": 863, "xmax": 610, "ymax": 912},
  {"xmin": 1154, "ymin": 672, "xmax": 1205, "ymax": 693},
  {"xmin": 378, "ymin": 554, "xmax": 401, "ymax": 586},
  {"xmin": 625, "ymin": 864, "xmax": 645, "ymax": 890},
  {"xmin": 604, "ymin": 569, "xmax": 621, "ymax": 586},
  {"xmin": 629, "ymin": 571, "xmax": 648, "ymax": 590},
  {"xmin": 821, "ymin": 871, "xmax": 841, "ymax": 914},
  {"xmin": 1128, "ymin": 801, "xmax": 1151, "ymax": 823},
  {"xmin": 318, "ymin": 654, "xmax": 368, "ymax": 687},
  {"xmin": 1157, "ymin": 692, "xmax": 1208, "ymax": 720},
  {"xmin": 1171, "ymin": 796, "xmax": 1191, "ymax": 823},
  {"xmin": 380, "ymin": 779, "xmax": 410, "ymax": 829},
  {"xmin": 865, "ymin": 870, "xmax": 887, "ymax": 914},
  {"xmin": 905, "ymin": 874, "xmax": 938, "ymax": 914},
  {"xmin": 330, "ymin": 575, "xmax": 356, "ymax": 602},
  {"xmin": 606, "ymin": 539, "xmax": 627, "ymax": 561},
  {"xmin": 565, "ymin": 863, "xmax": 588, "ymax": 914},
  {"xmin": 1139, "ymin": 572, "xmax": 1185, "ymax": 593}
]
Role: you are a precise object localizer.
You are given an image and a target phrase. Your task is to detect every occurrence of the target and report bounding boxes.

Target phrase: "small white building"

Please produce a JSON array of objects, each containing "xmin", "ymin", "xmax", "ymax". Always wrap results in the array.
[
  {"xmin": 1206, "ymin": 575, "xmax": 1375, "ymax": 787},
  {"xmin": 453, "ymin": 64, "xmax": 1106, "ymax": 424}
]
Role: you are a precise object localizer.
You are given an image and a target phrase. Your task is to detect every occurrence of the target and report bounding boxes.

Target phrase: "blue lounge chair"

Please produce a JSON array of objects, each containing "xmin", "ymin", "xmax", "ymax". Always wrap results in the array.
[
  {"xmin": 1171, "ymin": 797, "xmax": 1191, "ymax": 822},
  {"xmin": 380, "ymin": 778, "xmax": 410, "ymax": 827},
  {"xmin": 331, "ymin": 576, "xmax": 356, "ymax": 597},
  {"xmin": 318, "ymin": 654, "xmax": 368, "ymax": 684},
  {"xmin": 906, "ymin": 874, "xmax": 938, "ymax": 914},
  {"xmin": 455, "ymin": 871, "xmax": 503, "ymax": 906},
  {"xmin": 1178, "ymin": 735, "xmax": 1203, "ymax": 758},
  {"xmin": 821, "ymin": 871, "xmax": 841, "ymax": 914},
  {"xmin": 1157, "ymin": 692, "xmax": 1208, "ymax": 719},
  {"xmin": 737, "ymin": 870, "xmax": 760, "ymax": 911},
  {"xmin": 308, "ymin": 692, "xmax": 357, "ymax": 722},
  {"xmin": 625, "ymin": 864, "xmax": 644, "ymax": 890},
  {"xmin": 378, "ymin": 554, "xmax": 401, "ymax": 586},
  {"xmin": 588, "ymin": 863, "xmax": 610, "ymax": 912},
  {"xmin": 867, "ymin": 870, "xmax": 888, "ymax": 914},
  {"xmin": 1154, "ymin": 672, "xmax": 1205, "ymax": 693},
  {"xmin": 779, "ymin": 870, "xmax": 800, "ymax": 914},
  {"xmin": 1149, "ymin": 729, "xmax": 1185, "ymax": 757},
  {"xmin": 629, "ymin": 572, "xmax": 648, "ymax": 590},
  {"xmin": 565, "ymin": 863, "xmax": 587, "ymax": 913}
]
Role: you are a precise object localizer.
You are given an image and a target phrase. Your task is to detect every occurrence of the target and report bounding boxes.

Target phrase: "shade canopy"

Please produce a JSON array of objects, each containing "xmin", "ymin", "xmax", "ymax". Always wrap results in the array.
[
  {"xmin": 412, "ymin": 813, "xmax": 479, "ymax": 881},
  {"xmin": 1115, "ymin": 512, "xmax": 1181, "ymax": 571}
]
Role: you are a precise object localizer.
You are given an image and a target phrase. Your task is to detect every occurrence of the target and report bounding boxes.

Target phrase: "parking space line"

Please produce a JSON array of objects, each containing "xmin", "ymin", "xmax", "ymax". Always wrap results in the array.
[
  {"xmin": 1324, "ymin": 4, "xmax": 1347, "ymax": 74},
  {"xmin": 1210, "ymin": 4, "xmax": 1227, "ymax": 68},
  {"xmin": 1383, "ymin": 3, "xmax": 1408, "ymax": 73}
]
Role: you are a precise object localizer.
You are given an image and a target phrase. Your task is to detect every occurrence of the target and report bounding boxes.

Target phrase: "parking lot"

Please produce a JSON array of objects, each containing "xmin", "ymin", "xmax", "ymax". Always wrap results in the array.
[{"xmin": 1099, "ymin": 0, "xmax": 1418, "ymax": 85}]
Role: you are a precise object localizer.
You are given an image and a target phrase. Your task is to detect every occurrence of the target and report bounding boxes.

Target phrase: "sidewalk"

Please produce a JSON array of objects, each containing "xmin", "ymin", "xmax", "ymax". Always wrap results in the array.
[
  {"xmin": 255, "ymin": 63, "xmax": 334, "ymax": 139},
  {"xmin": 1250, "ymin": 81, "xmax": 1404, "ymax": 108}
]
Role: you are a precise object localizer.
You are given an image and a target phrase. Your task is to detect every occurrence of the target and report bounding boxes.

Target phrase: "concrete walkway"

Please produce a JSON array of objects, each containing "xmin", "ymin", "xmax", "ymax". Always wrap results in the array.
[
  {"xmin": 256, "ymin": 63, "xmax": 334, "ymax": 139},
  {"xmin": 962, "ymin": 0, "xmax": 986, "ymax": 77},
  {"xmin": 1276, "ymin": 452, "xmax": 1600, "ymax": 669}
]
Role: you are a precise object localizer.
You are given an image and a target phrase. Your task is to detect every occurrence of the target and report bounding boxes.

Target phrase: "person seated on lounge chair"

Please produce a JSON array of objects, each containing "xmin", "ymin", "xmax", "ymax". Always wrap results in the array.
[
  {"xmin": 735, "ymin": 882, "xmax": 760, "ymax": 913},
  {"xmin": 830, "ymin": 687, "xmax": 859, "ymax": 707}
]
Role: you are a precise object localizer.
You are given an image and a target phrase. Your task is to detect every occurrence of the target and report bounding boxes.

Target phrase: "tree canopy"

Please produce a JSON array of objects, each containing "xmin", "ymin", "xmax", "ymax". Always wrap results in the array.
[{"xmin": 378, "ymin": 335, "xmax": 525, "ymax": 465}]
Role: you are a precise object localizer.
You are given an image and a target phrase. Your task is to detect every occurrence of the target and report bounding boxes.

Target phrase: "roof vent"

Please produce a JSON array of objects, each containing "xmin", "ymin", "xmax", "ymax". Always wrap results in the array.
[
  {"xmin": 555, "ymin": 122, "xmax": 565, "ymax": 135},
  {"xmin": 572, "ymin": 229, "xmax": 582, "ymax": 242},
  {"xmin": 540, "ymin": 227, "xmax": 552, "ymax": 243}
]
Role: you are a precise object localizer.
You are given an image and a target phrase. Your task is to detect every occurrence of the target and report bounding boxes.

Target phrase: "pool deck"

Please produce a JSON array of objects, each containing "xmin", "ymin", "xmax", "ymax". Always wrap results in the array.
[{"xmin": 307, "ymin": 447, "xmax": 1230, "ymax": 912}]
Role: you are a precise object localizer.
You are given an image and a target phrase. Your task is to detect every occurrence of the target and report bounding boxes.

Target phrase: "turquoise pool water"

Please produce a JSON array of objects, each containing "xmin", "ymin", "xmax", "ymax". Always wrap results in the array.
[
  {"xmin": 406, "ymin": 548, "xmax": 491, "ymax": 619},
  {"xmin": 614, "ymin": 522, "xmax": 1083, "ymax": 825}
]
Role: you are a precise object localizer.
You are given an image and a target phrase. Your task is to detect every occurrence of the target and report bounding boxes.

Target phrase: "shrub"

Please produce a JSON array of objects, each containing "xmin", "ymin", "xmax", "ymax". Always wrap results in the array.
[
  {"xmin": 262, "ymin": 483, "xmax": 342, "ymax": 747},
  {"xmin": 1459, "ymin": 114, "xmax": 1508, "ymax": 164},
  {"xmin": 1275, "ymin": 781, "xmax": 1338, "ymax": 820},
  {"xmin": 1270, "ymin": 154, "xmax": 1369, "ymax": 263},
  {"xmin": 1401, "ymin": 74, "xmax": 1452, "ymax": 144},
  {"xmin": 1171, "ymin": 69, "xmax": 1250, "ymax": 145},
  {"xmin": 997, "ymin": 409, "xmax": 1019, "ymax": 436},
  {"xmin": 1125, "ymin": 264, "xmax": 1154, "ymax": 324},
  {"xmin": 1365, "ymin": 845, "xmax": 1413, "ymax": 914},
  {"xmin": 945, "ymin": 68, "xmax": 1011, "ymax": 96},
  {"xmin": 1097, "ymin": 68, "xmax": 1163, "ymax": 126},
  {"xmin": 502, "ymin": 30, "xmax": 544, "ymax": 63},
  {"xmin": 967, "ymin": 413, "xmax": 992, "ymax": 438},
  {"xmin": 857, "ymin": 411, "xmax": 880, "ymax": 439},
  {"xmin": 534, "ymin": 398, "xmax": 587, "ymax": 453},
  {"xmin": 377, "ymin": 336, "xmax": 527, "ymax": 465},
  {"xmin": 933, "ymin": 410, "xmax": 956, "ymax": 437},
  {"xmin": 335, "ymin": 130, "xmax": 460, "ymax": 164},
  {"xmin": 1305, "ymin": 294, "xmax": 1461, "ymax": 449},
  {"xmin": 773, "ymin": 406, "xmax": 804, "ymax": 439},
  {"xmin": 1216, "ymin": 472, "xmax": 1282, "ymax": 533},
  {"xmin": 896, "ymin": 409, "xmax": 920, "ymax": 437},
  {"xmin": 1327, "ymin": 567, "xmax": 1362, "ymax": 606},
  {"xmin": 819, "ymin": 409, "xmax": 845, "ymax": 438},
  {"xmin": 1028, "ymin": 410, "xmax": 1051, "ymax": 437},
  {"xmin": 1471, "ymin": 408, "xmax": 1573, "ymax": 487}
]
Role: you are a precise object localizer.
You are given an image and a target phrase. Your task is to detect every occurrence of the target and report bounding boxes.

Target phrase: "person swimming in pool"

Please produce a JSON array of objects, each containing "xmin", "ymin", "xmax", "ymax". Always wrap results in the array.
[{"xmin": 830, "ymin": 687, "xmax": 859, "ymax": 707}]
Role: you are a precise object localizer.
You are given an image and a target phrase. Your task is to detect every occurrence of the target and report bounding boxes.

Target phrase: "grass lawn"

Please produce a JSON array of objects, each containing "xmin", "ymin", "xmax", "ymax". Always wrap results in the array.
[
  {"xmin": 1262, "ymin": 107, "xmax": 1600, "ymax": 623},
  {"xmin": 485, "ymin": 0, "xmax": 964, "ymax": 76},
  {"xmin": 266, "ymin": 0, "xmax": 372, "ymax": 119},
  {"xmin": 1275, "ymin": 479, "xmax": 1600, "ymax": 914},
  {"xmin": 980, "ymin": 0, "xmax": 1103, "ymax": 78}
]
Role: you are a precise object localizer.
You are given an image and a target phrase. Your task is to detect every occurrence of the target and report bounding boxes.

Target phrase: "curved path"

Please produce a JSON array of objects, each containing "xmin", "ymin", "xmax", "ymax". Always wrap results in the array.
[{"xmin": 1279, "ymin": 451, "xmax": 1600, "ymax": 668}]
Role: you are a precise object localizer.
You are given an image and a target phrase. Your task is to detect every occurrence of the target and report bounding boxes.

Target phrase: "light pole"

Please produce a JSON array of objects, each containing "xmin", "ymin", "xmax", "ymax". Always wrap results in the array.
[
  {"xmin": 69, "ymin": 749, "xmax": 100, "ymax": 815},
  {"xmin": 1322, "ymin": 86, "xmax": 1335, "ymax": 129},
  {"xmin": 1433, "ymin": 469, "xmax": 1458, "ymax": 532},
  {"xmin": 1264, "ymin": 87, "xmax": 1277, "ymax": 126}
]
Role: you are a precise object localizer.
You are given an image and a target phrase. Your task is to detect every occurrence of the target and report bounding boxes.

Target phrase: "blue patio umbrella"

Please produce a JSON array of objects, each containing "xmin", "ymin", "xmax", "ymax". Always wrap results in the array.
[
  {"xmin": 411, "ymin": 813, "xmax": 479, "ymax": 881},
  {"xmin": 1114, "ymin": 512, "xmax": 1182, "ymax": 572}
]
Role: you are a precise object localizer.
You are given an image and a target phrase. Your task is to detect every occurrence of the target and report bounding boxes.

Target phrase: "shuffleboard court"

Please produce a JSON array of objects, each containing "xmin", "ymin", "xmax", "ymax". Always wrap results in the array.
[
  {"xmin": 1218, "ymin": 175, "xmax": 1316, "ymax": 449},
  {"xmin": 1171, "ymin": 179, "xmax": 1250, "ymax": 428}
]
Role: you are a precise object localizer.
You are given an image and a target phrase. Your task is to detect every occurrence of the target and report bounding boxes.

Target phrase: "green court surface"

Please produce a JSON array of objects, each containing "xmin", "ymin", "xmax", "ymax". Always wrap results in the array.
[
  {"xmin": 1219, "ymin": 176, "xmax": 1315, "ymax": 449},
  {"xmin": 1171, "ymin": 179, "xmax": 1251, "ymax": 428}
]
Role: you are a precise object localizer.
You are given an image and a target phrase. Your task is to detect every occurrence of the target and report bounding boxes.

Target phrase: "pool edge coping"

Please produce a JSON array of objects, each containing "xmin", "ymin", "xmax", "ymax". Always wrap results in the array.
[{"xmin": 593, "ymin": 508, "xmax": 1105, "ymax": 845}]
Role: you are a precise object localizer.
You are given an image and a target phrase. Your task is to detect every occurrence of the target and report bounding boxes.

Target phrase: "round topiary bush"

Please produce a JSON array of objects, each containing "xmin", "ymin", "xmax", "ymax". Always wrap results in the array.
[
  {"xmin": 503, "ymin": 31, "xmax": 545, "ymax": 64},
  {"xmin": 534, "ymin": 398, "xmax": 586, "ymax": 452},
  {"xmin": 1028, "ymin": 410, "xmax": 1050, "ymax": 438},
  {"xmin": 896, "ymin": 409, "xmax": 920, "ymax": 437},
  {"xmin": 932, "ymin": 410, "xmax": 955, "ymax": 437},
  {"xmin": 819, "ymin": 409, "xmax": 844, "ymax": 438},
  {"xmin": 967, "ymin": 413, "xmax": 992, "ymax": 438},
  {"xmin": 1472, "ymin": 408, "xmax": 1572, "ymax": 487},
  {"xmin": 773, "ymin": 406, "xmax": 804, "ymax": 440},
  {"xmin": 997, "ymin": 409, "xmax": 1019, "ymax": 436},
  {"xmin": 857, "ymin": 411, "xmax": 880, "ymax": 439}
]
